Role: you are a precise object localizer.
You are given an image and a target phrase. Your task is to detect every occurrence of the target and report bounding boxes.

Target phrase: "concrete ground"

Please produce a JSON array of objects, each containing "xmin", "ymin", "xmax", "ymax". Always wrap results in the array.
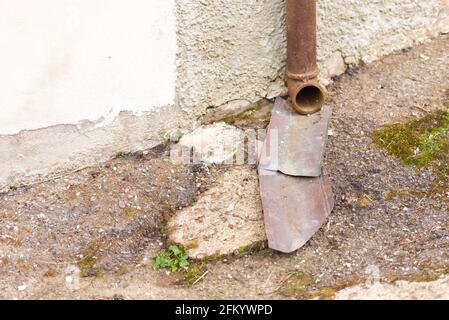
[{"xmin": 0, "ymin": 35, "xmax": 448, "ymax": 300}]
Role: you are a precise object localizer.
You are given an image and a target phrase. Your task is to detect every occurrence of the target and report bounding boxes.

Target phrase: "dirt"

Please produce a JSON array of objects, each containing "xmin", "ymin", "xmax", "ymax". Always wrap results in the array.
[
  {"xmin": 0, "ymin": 146, "xmax": 222, "ymax": 299},
  {"xmin": 1, "ymin": 35, "xmax": 448, "ymax": 300}
]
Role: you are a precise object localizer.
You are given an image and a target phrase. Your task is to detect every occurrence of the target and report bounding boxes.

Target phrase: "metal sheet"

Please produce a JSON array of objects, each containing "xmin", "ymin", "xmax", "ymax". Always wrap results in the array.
[
  {"xmin": 259, "ymin": 97, "xmax": 332, "ymax": 177},
  {"xmin": 259, "ymin": 168, "xmax": 334, "ymax": 253}
]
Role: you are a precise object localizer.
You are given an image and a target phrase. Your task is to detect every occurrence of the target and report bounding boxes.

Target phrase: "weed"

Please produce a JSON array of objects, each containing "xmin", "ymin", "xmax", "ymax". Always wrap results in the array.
[{"xmin": 154, "ymin": 244, "xmax": 189, "ymax": 272}]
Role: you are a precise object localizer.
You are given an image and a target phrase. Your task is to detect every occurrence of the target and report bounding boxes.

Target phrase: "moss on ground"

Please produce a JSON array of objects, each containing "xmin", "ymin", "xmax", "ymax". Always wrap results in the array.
[
  {"xmin": 123, "ymin": 207, "xmax": 146, "ymax": 219},
  {"xmin": 235, "ymin": 241, "xmax": 268, "ymax": 255},
  {"xmin": 190, "ymin": 241, "xmax": 268, "ymax": 263},
  {"xmin": 373, "ymin": 109, "xmax": 449, "ymax": 198},
  {"xmin": 278, "ymin": 272, "xmax": 316, "ymax": 297},
  {"xmin": 115, "ymin": 266, "xmax": 129, "ymax": 275},
  {"xmin": 396, "ymin": 273, "xmax": 441, "ymax": 283},
  {"xmin": 306, "ymin": 278, "xmax": 366, "ymax": 300},
  {"xmin": 386, "ymin": 188, "xmax": 426, "ymax": 201},
  {"xmin": 77, "ymin": 238, "xmax": 110, "ymax": 277},
  {"xmin": 114, "ymin": 151, "xmax": 130, "ymax": 159}
]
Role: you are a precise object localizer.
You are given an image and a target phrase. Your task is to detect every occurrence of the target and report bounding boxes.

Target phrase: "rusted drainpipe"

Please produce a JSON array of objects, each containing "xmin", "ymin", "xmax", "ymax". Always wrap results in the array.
[{"xmin": 286, "ymin": 0, "xmax": 326, "ymax": 115}]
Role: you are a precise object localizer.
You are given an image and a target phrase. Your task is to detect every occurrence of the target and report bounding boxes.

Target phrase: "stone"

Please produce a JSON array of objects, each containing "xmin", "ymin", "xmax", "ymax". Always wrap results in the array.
[
  {"xmin": 177, "ymin": 123, "xmax": 245, "ymax": 165},
  {"xmin": 266, "ymin": 80, "xmax": 288, "ymax": 100},
  {"xmin": 324, "ymin": 51, "xmax": 347, "ymax": 79},
  {"xmin": 336, "ymin": 276, "xmax": 449, "ymax": 300},
  {"xmin": 202, "ymin": 99, "xmax": 260, "ymax": 125},
  {"xmin": 167, "ymin": 167, "xmax": 266, "ymax": 259},
  {"xmin": 435, "ymin": 6, "xmax": 449, "ymax": 34}
]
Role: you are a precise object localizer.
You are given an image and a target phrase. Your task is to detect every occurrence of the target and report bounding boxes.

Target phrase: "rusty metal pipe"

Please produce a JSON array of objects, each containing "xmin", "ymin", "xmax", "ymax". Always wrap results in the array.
[{"xmin": 286, "ymin": 0, "xmax": 326, "ymax": 115}]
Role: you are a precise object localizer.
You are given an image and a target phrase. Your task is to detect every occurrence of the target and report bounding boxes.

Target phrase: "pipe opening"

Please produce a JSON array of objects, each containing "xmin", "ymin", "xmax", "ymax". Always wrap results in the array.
[{"xmin": 294, "ymin": 85, "xmax": 325, "ymax": 114}]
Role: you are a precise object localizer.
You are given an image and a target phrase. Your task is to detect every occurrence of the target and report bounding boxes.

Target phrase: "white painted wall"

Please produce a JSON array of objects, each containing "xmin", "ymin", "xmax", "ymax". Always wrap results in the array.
[{"xmin": 0, "ymin": 0, "xmax": 176, "ymax": 135}]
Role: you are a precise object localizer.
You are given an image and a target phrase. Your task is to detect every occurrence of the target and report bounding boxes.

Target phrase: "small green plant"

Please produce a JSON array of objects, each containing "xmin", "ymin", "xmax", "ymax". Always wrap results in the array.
[{"xmin": 153, "ymin": 244, "xmax": 189, "ymax": 272}]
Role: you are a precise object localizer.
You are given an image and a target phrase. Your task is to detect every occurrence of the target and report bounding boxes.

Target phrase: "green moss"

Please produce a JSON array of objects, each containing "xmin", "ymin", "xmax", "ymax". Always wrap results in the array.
[
  {"xmin": 77, "ymin": 239, "xmax": 109, "ymax": 277},
  {"xmin": 386, "ymin": 188, "xmax": 426, "ymax": 201},
  {"xmin": 194, "ymin": 241, "xmax": 268, "ymax": 263},
  {"xmin": 373, "ymin": 109, "xmax": 449, "ymax": 167},
  {"xmin": 374, "ymin": 109, "xmax": 449, "ymax": 198},
  {"xmin": 236, "ymin": 241, "xmax": 268, "ymax": 255},
  {"xmin": 123, "ymin": 207, "xmax": 146, "ymax": 218},
  {"xmin": 115, "ymin": 266, "xmax": 129, "ymax": 275},
  {"xmin": 308, "ymin": 287, "xmax": 339, "ymax": 300},
  {"xmin": 278, "ymin": 272, "xmax": 315, "ymax": 297},
  {"xmin": 306, "ymin": 278, "xmax": 365, "ymax": 300},
  {"xmin": 114, "ymin": 151, "xmax": 130, "ymax": 159},
  {"xmin": 387, "ymin": 269, "xmax": 447, "ymax": 286},
  {"xmin": 403, "ymin": 273, "xmax": 441, "ymax": 283},
  {"xmin": 78, "ymin": 256, "xmax": 97, "ymax": 277},
  {"xmin": 199, "ymin": 252, "xmax": 224, "ymax": 263}
]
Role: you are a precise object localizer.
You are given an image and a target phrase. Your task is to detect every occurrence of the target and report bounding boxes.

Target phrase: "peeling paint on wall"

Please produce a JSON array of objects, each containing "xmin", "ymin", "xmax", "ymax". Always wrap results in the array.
[{"xmin": 0, "ymin": 0, "xmax": 176, "ymax": 135}]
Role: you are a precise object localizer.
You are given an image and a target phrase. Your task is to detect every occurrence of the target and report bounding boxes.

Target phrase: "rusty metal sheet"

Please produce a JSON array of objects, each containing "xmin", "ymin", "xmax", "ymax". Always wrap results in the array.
[
  {"xmin": 259, "ymin": 168, "xmax": 334, "ymax": 253},
  {"xmin": 259, "ymin": 97, "xmax": 332, "ymax": 177}
]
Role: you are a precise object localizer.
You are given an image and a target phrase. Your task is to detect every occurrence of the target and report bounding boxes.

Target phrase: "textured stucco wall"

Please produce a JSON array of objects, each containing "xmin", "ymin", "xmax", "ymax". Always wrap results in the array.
[{"xmin": 176, "ymin": 0, "xmax": 449, "ymax": 116}]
